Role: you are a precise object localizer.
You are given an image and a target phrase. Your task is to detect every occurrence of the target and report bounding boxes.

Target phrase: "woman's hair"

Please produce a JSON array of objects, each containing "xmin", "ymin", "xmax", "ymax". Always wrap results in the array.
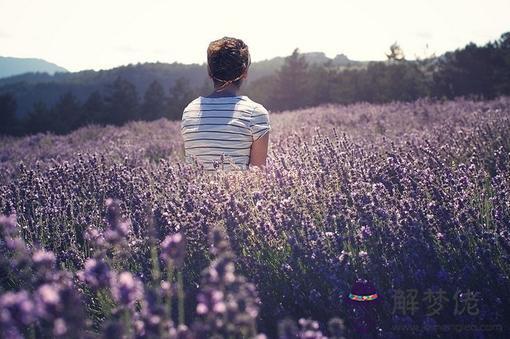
[{"xmin": 207, "ymin": 37, "xmax": 251, "ymax": 91}]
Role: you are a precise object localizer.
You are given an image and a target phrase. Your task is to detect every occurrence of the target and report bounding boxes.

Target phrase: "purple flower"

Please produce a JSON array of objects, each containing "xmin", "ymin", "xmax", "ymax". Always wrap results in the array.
[
  {"xmin": 0, "ymin": 214, "xmax": 17, "ymax": 236},
  {"xmin": 32, "ymin": 250, "xmax": 56, "ymax": 270},
  {"xmin": 169, "ymin": 324, "xmax": 192, "ymax": 339},
  {"xmin": 358, "ymin": 250, "xmax": 368, "ymax": 260},
  {"xmin": 53, "ymin": 318, "xmax": 68, "ymax": 336},
  {"xmin": 209, "ymin": 227, "xmax": 230, "ymax": 256},
  {"xmin": 328, "ymin": 317, "xmax": 346, "ymax": 339},
  {"xmin": 4, "ymin": 237, "xmax": 29, "ymax": 255},
  {"xmin": 278, "ymin": 318, "xmax": 298, "ymax": 339},
  {"xmin": 0, "ymin": 291, "xmax": 36, "ymax": 326},
  {"xmin": 160, "ymin": 233, "xmax": 186, "ymax": 267},
  {"xmin": 360, "ymin": 225, "xmax": 373, "ymax": 238},
  {"xmin": 84, "ymin": 226, "xmax": 105, "ymax": 247},
  {"xmin": 111, "ymin": 272, "xmax": 144, "ymax": 307},
  {"xmin": 104, "ymin": 220, "xmax": 131, "ymax": 244},
  {"xmin": 35, "ymin": 283, "xmax": 61, "ymax": 318},
  {"xmin": 103, "ymin": 198, "xmax": 131, "ymax": 244},
  {"xmin": 77, "ymin": 258, "xmax": 112, "ymax": 289},
  {"xmin": 297, "ymin": 318, "xmax": 327, "ymax": 339}
]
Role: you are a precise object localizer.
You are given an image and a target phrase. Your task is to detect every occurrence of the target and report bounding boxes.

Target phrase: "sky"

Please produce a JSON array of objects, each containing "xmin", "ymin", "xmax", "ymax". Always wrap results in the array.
[{"xmin": 0, "ymin": 0, "xmax": 509, "ymax": 72}]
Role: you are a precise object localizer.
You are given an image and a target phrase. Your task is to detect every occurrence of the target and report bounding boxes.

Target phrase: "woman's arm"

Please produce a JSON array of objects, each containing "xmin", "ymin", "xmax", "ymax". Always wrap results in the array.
[{"xmin": 249, "ymin": 132, "xmax": 269, "ymax": 168}]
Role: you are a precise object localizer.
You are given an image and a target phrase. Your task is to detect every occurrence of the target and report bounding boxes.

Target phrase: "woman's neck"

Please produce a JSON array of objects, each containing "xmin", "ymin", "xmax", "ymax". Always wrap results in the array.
[{"xmin": 206, "ymin": 86, "xmax": 240, "ymax": 98}]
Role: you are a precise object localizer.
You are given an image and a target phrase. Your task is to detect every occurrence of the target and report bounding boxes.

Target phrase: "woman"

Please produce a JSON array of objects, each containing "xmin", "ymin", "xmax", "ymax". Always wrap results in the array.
[{"xmin": 181, "ymin": 37, "xmax": 271, "ymax": 171}]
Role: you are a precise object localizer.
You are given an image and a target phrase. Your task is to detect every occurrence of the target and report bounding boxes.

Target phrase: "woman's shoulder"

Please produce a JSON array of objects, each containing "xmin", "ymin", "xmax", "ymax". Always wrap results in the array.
[
  {"xmin": 248, "ymin": 99, "xmax": 269, "ymax": 116},
  {"xmin": 184, "ymin": 95, "xmax": 268, "ymax": 114},
  {"xmin": 181, "ymin": 97, "xmax": 198, "ymax": 115},
  {"xmin": 183, "ymin": 97, "xmax": 202, "ymax": 110},
  {"xmin": 231, "ymin": 97, "xmax": 268, "ymax": 114}
]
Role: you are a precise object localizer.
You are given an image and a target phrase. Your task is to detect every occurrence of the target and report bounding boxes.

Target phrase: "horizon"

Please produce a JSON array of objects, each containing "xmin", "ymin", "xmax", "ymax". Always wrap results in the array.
[
  {"xmin": 0, "ymin": 51, "xmax": 369, "ymax": 74},
  {"xmin": 1, "ymin": 0, "xmax": 509, "ymax": 72}
]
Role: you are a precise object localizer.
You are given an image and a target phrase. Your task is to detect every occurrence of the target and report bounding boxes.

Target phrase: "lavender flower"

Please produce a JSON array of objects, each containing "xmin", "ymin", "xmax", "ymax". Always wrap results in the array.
[
  {"xmin": 104, "ymin": 198, "xmax": 131, "ymax": 245},
  {"xmin": 35, "ymin": 283, "xmax": 61, "ymax": 318},
  {"xmin": 84, "ymin": 226, "xmax": 106, "ymax": 248},
  {"xmin": 0, "ymin": 214, "xmax": 17, "ymax": 236},
  {"xmin": 32, "ymin": 249, "xmax": 56, "ymax": 270},
  {"xmin": 111, "ymin": 272, "xmax": 144, "ymax": 307},
  {"xmin": 77, "ymin": 258, "xmax": 112, "ymax": 289},
  {"xmin": 1, "ymin": 97, "xmax": 510, "ymax": 337},
  {"xmin": 327, "ymin": 317, "xmax": 346, "ymax": 339},
  {"xmin": 0, "ymin": 291, "xmax": 36, "ymax": 327},
  {"xmin": 160, "ymin": 233, "xmax": 186, "ymax": 267}
]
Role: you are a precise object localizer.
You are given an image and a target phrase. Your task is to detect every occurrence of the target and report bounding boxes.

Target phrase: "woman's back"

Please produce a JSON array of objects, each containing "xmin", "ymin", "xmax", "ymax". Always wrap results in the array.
[{"xmin": 181, "ymin": 95, "xmax": 270, "ymax": 171}]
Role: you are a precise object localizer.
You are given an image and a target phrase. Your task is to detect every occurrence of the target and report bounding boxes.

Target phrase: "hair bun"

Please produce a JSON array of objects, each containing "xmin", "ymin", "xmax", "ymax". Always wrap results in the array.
[{"xmin": 207, "ymin": 37, "xmax": 250, "ymax": 91}]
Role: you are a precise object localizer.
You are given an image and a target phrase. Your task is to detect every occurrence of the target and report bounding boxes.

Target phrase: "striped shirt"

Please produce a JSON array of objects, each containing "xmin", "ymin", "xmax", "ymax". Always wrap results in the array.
[{"xmin": 181, "ymin": 95, "xmax": 271, "ymax": 171}]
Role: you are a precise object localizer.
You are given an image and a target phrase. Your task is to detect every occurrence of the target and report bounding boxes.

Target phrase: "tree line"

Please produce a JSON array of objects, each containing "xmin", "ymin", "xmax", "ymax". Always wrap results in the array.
[
  {"xmin": 0, "ymin": 77, "xmax": 210, "ymax": 136},
  {"xmin": 1, "ymin": 32, "xmax": 509, "ymax": 136},
  {"xmin": 249, "ymin": 32, "xmax": 510, "ymax": 111}
]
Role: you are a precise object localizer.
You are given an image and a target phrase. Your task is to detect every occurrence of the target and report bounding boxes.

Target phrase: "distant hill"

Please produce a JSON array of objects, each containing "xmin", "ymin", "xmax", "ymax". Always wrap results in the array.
[
  {"xmin": 0, "ymin": 62, "xmax": 210, "ymax": 117},
  {"xmin": 249, "ymin": 52, "xmax": 361, "ymax": 79},
  {"xmin": 0, "ymin": 56, "xmax": 68, "ymax": 78},
  {"xmin": 0, "ymin": 52, "xmax": 361, "ymax": 117}
]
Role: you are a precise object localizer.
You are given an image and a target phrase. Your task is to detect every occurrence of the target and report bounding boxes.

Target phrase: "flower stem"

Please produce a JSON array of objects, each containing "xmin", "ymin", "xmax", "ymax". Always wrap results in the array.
[
  {"xmin": 123, "ymin": 308, "xmax": 132, "ymax": 338},
  {"xmin": 150, "ymin": 244, "xmax": 161, "ymax": 286},
  {"xmin": 167, "ymin": 261, "xmax": 174, "ymax": 322},
  {"xmin": 177, "ymin": 270, "xmax": 185, "ymax": 325}
]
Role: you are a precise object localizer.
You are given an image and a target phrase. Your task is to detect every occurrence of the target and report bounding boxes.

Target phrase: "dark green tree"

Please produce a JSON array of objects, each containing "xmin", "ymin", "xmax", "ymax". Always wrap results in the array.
[
  {"xmin": 167, "ymin": 77, "xmax": 195, "ymax": 120},
  {"xmin": 0, "ymin": 93, "xmax": 19, "ymax": 135},
  {"xmin": 329, "ymin": 68, "xmax": 364, "ymax": 104},
  {"xmin": 52, "ymin": 92, "xmax": 83, "ymax": 134},
  {"xmin": 245, "ymin": 74, "xmax": 277, "ymax": 107},
  {"xmin": 493, "ymin": 32, "xmax": 510, "ymax": 94},
  {"xmin": 386, "ymin": 42, "xmax": 406, "ymax": 62},
  {"xmin": 142, "ymin": 80, "xmax": 167, "ymax": 121},
  {"xmin": 271, "ymin": 48, "xmax": 311, "ymax": 111},
  {"xmin": 24, "ymin": 102, "xmax": 52, "ymax": 135},
  {"xmin": 433, "ymin": 43, "xmax": 497, "ymax": 98},
  {"xmin": 104, "ymin": 76, "xmax": 140, "ymax": 125},
  {"xmin": 496, "ymin": 32, "xmax": 510, "ymax": 49},
  {"xmin": 83, "ymin": 91, "xmax": 106, "ymax": 125},
  {"xmin": 308, "ymin": 62, "xmax": 335, "ymax": 106}
]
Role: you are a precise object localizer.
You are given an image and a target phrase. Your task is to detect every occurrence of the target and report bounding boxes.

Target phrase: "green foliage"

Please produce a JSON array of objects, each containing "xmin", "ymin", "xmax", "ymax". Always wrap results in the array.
[
  {"xmin": 166, "ymin": 77, "xmax": 196, "ymax": 121},
  {"xmin": 0, "ymin": 93, "xmax": 19, "ymax": 135},
  {"xmin": 141, "ymin": 80, "xmax": 167, "ymax": 121},
  {"xmin": 52, "ymin": 92, "xmax": 83, "ymax": 134},
  {"xmin": 247, "ymin": 32, "xmax": 510, "ymax": 110},
  {"xmin": 433, "ymin": 32, "xmax": 510, "ymax": 98},
  {"xmin": 270, "ymin": 48, "xmax": 312, "ymax": 110},
  {"xmin": 83, "ymin": 91, "xmax": 106, "ymax": 125},
  {"xmin": 23, "ymin": 101, "xmax": 52, "ymax": 135},
  {"xmin": 104, "ymin": 77, "xmax": 140, "ymax": 125},
  {"xmin": 386, "ymin": 42, "xmax": 405, "ymax": 61}
]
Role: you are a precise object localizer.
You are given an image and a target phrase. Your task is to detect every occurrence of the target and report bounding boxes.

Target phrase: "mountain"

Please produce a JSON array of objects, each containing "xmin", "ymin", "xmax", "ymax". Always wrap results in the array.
[
  {"xmin": 0, "ymin": 52, "xmax": 361, "ymax": 117},
  {"xmin": 0, "ymin": 56, "xmax": 68, "ymax": 78},
  {"xmin": 249, "ymin": 52, "xmax": 361, "ymax": 79}
]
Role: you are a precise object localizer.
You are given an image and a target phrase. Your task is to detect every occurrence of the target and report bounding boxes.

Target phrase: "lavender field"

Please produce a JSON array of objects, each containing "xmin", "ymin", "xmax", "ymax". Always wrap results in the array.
[{"xmin": 1, "ymin": 97, "xmax": 510, "ymax": 338}]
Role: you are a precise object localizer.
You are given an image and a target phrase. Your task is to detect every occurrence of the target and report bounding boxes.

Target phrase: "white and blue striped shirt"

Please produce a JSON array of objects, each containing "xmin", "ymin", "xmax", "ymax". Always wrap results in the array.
[{"xmin": 181, "ymin": 95, "xmax": 271, "ymax": 171}]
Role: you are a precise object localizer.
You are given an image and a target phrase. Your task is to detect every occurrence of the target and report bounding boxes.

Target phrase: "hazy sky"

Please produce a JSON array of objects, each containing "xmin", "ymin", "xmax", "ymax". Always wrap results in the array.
[{"xmin": 0, "ymin": 0, "xmax": 509, "ymax": 72}]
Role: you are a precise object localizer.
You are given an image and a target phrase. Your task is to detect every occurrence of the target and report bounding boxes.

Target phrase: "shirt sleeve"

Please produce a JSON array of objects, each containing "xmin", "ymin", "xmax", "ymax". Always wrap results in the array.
[{"xmin": 250, "ymin": 104, "xmax": 271, "ymax": 141}]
